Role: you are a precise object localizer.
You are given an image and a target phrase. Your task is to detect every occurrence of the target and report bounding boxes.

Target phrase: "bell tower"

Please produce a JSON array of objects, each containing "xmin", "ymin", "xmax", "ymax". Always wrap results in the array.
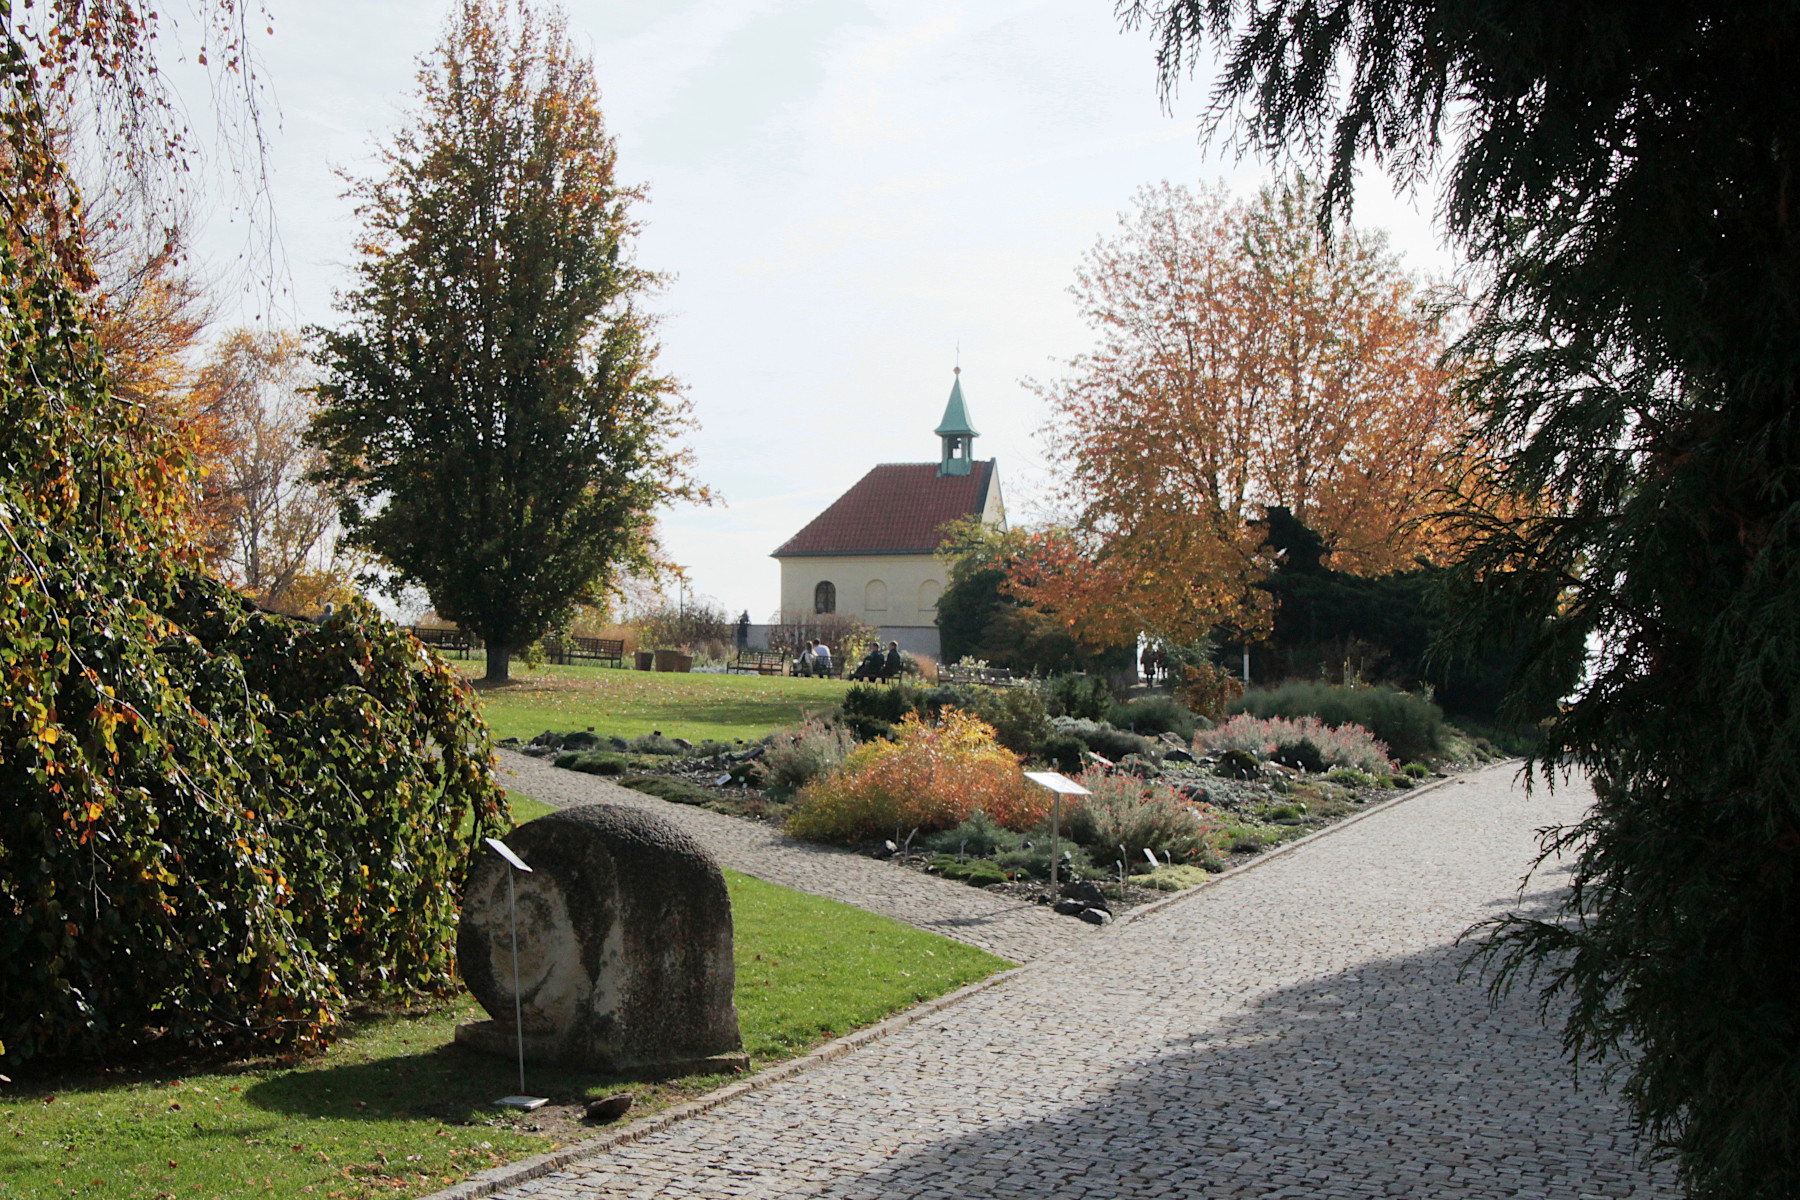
[{"xmin": 935, "ymin": 367, "xmax": 978, "ymax": 477}]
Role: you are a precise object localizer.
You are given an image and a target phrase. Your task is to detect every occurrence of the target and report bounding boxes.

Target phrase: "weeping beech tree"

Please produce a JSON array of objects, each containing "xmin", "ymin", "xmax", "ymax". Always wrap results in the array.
[
  {"xmin": 311, "ymin": 0, "xmax": 700, "ymax": 682},
  {"xmin": 1121, "ymin": 1, "xmax": 1800, "ymax": 1193}
]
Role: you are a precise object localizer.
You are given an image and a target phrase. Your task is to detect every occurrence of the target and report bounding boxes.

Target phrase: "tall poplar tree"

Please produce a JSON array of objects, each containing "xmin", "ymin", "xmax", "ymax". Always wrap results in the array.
[{"xmin": 311, "ymin": 0, "xmax": 698, "ymax": 681}]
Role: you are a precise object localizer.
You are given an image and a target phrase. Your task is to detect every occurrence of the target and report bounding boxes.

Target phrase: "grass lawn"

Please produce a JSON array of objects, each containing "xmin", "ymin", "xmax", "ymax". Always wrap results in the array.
[
  {"xmin": 461, "ymin": 657, "xmax": 848, "ymax": 744},
  {"xmin": 0, "ymin": 801, "xmax": 1007, "ymax": 1200}
]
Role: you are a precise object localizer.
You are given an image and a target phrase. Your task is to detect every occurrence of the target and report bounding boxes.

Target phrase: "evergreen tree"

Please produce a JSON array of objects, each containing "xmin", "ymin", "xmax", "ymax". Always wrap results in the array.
[
  {"xmin": 1122, "ymin": 2, "xmax": 1800, "ymax": 1192},
  {"xmin": 311, "ymin": 0, "xmax": 699, "ymax": 681}
]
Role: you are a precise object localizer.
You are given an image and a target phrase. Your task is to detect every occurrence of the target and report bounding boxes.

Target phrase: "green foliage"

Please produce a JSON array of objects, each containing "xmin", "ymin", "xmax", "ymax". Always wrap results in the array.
[
  {"xmin": 1039, "ymin": 672, "xmax": 1114, "ymax": 721},
  {"xmin": 1232, "ymin": 682, "xmax": 1445, "ymax": 764},
  {"xmin": 1061, "ymin": 770, "xmax": 1213, "ymax": 862},
  {"xmin": 1272, "ymin": 739, "xmax": 1325, "ymax": 774},
  {"xmin": 1130, "ymin": 1, "xmax": 1800, "ymax": 1189},
  {"xmin": 615, "ymin": 774, "xmax": 714, "ymax": 806},
  {"xmin": 928, "ymin": 856, "xmax": 1009, "ymax": 887},
  {"xmin": 1140, "ymin": 864, "xmax": 1212, "ymax": 891},
  {"xmin": 628, "ymin": 733, "xmax": 689, "ymax": 756},
  {"xmin": 995, "ymin": 840, "xmax": 1097, "ymax": 882},
  {"xmin": 1051, "ymin": 717, "xmax": 1155, "ymax": 762},
  {"xmin": 754, "ymin": 716, "xmax": 857, "ymax": 792},
  {"xmin": 1108, "ymin": 694, "xmax": 1197, "ymax": 739},
  {"xmin": 1325, "ymin": 768, "xmax": 1378, "ymax": 788},
  {"xmin": 1038, "ymin": 733, "xmax": 1087, "ymax": 774},
  {"xmin": 310, "ymin": 1, "xmax": 697, "ymax": 682},
  {"xmin": 1401, "ymin": 762, "xmax": 1431, "ymax": 780},
  {"xmin": 0, "ymin": 49, "xmax": 502, "ymax": 1065},
  {"xmin": 840, "ymin": 681, "xmax": 925, "ymax": 741},
  {"xmin": 921, "ymin": 811, "xmax": 1021, "ymax": 858},
  {"xmin": 556, "ymin": 751, "xmax": 628, "ymax": 775},
  {"xmin": 843, "ymin": 680, "xmax": 1054, "ymax": 758}
]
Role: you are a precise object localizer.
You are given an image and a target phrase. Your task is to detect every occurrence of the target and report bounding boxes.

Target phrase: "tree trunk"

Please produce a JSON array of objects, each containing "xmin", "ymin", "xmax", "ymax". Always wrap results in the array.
[{"xmin": 484, "ymin": 645, "xmax": 511, "ymax": 683}]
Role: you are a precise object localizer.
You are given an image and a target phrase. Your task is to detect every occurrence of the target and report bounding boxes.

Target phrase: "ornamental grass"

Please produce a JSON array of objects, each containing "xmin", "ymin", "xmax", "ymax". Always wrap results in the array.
[{"xmin": 784, "ymin": 709, "xmax": 1041, "ymax": 843}]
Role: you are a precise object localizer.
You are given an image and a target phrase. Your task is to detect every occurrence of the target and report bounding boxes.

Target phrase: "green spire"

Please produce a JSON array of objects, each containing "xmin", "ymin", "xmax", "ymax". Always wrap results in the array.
[
  {"xmin": 937, "ymin": 366, "xmax": 977, "ymax": 476},
  {"xmin": 935, "ymin": 367, "xmax": 979, "ymax": 437}
]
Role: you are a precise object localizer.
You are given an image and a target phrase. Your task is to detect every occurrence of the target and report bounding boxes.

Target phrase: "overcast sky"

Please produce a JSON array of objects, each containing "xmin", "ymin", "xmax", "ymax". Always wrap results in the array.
[{"xmin": 179, "ymin": 0, "xmax": 1455, "ymax": 620}]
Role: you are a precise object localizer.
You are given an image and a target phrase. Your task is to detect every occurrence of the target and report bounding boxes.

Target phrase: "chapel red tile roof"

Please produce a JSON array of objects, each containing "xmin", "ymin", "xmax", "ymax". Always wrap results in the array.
[{"xmin": 773, "ymin": 461, "xmax": 996, "ymax": 557}]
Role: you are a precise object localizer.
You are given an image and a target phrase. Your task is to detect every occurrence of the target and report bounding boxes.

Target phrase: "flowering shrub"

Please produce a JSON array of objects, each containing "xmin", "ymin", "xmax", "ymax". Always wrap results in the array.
[
  {"xmin": 755, "ymin": 716, "xmax": 858, "ymax": 792},
  {"xmin": 1062, "ymin": 768, "xmax": 1216, "ymax": 862},
  {"xmin": 1197, "ymin": 714, "xmax": 1393, "ymax": 774},
  {"xmin": 784, "ymin": 709, "xmax": 1041, "ymax": 842}
]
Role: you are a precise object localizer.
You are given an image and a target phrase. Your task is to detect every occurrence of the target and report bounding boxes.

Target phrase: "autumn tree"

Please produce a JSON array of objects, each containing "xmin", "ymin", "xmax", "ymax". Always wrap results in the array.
[
  {"xmin": 190, "ymin": 328, "xmax": 352, "ymax": 613},
  {"xmin": 1021, "ymin": 176, "xmax": 1472, "ymax": 645},
  {"xmin": 1123, "ymin": 1, "xmax": 1800, "ymax": 1193},
  {"xmin": 311, "ymin": 0, "xmax": 699, "ymax": 682}
]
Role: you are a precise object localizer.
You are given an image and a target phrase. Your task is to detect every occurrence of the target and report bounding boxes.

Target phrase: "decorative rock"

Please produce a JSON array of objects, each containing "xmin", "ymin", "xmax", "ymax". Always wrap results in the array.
[
  {"xmin": 584, "ymin": 1093, "xmax": 634, "ymax": 1122},
  {"xmin": 455, "ymin": 804, "xmax": 748, "ymax": 1077},
  {"xmin": 1077, "ymin": 907, "xmax": 1113, "ymax": 926},
  {"xmin": 1163, "ymin": 748, "xmax": 1196, "ymax": 764},
  {"xmin": 1058, "ymin": 880, "xmax": 1109, "ymax": 911}
]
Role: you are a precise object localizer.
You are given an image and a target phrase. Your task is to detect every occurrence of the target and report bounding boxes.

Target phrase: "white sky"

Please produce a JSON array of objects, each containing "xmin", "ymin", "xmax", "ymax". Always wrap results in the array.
[{"xmin": 179, "ymin": 0, "xmax": 1456, "ymax": 620}]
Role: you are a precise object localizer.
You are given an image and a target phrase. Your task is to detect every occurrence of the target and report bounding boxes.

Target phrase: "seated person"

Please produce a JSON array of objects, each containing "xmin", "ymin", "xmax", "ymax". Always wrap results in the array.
[
  {"xmin": 850, "ymin": 644, "xmax": 886, "ymax": 681},
  {"xmin": 881, "ymin": 640, "xmax": 904, "ymax": 681},
  {"xmin": 811, "ymin": 639, "xmax": 833, "ymax": 676}
]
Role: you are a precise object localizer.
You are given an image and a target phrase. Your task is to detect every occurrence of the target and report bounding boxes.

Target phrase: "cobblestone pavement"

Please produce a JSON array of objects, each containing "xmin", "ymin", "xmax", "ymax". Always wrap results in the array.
[
  {"xmin": 497, "ymin": 751, "xmax": 1085, "ymax": 964},
  {"xmin": 492, "ymin": 762, "xmax": 1673, "ymax": 1199}
]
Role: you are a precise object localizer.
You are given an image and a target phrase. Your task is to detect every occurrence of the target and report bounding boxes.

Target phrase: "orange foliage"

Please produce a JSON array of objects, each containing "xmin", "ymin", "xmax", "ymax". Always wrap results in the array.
[
  {"xmin": 1022, "ymin": 178, "xmax": 1483, "ymax": 644},
  {"xmin": 784, "ymin": 709, "xmax": 1042, "ymax": 843}
]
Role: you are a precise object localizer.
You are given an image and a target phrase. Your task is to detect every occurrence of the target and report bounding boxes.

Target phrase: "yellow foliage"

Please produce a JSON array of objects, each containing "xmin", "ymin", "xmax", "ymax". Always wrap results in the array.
[{"xmin": 784, "ymin": 709, "xmax": 1041, "ymax": 843}]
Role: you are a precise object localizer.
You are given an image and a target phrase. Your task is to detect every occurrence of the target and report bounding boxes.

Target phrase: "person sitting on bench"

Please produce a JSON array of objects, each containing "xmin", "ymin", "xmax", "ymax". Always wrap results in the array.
[
  {"xmin": 881, "ymin": 640, "xmax": 904, "ymax": 682},
  {"xmin": 850, "ymin": 644, "xmax": 886, "ymax": 681},
  {"xmin": 810, "ymin": 639, "xmax": 832, "ymax": 677}
]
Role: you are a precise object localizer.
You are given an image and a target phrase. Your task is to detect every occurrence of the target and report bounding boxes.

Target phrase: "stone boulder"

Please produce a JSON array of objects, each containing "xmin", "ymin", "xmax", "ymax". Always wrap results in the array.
[{"xmin": 455, "ymin": 804, "xmax": 747, "ymax": 1077}]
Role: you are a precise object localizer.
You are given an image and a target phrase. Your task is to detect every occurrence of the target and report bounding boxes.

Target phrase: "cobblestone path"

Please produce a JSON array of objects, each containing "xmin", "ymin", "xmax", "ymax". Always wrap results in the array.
[
  {"xmin": 497, "ymin": 751, "xmax": 1085, "ymax": 964},
  {"xmin": 493, "ymin": 762, "xmax": 1672, "ymax": 1199}
]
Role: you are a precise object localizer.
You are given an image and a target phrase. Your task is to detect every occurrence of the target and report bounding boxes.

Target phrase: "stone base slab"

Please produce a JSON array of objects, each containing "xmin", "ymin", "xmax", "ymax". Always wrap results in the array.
[{"xmin": 454, "ymin": 1020, "xmax": 750, "ymax": 1079}]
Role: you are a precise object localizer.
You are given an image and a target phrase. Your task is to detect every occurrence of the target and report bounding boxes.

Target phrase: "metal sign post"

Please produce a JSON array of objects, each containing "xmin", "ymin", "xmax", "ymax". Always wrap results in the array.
[
  {"xmin": 1023, "ymin": 772, "xmax": 1091, "ymax": 893},
  {"xmin": 485, "ymin": 836, "xmax": 547, "ymax": 1112}
]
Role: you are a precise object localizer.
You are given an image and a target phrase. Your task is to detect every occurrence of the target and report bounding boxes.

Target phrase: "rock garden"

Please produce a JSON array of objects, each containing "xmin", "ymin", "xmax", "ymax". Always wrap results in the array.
[{"xmin": 527, "ymin": 677, "xmax": 1512, "ymax": 923}]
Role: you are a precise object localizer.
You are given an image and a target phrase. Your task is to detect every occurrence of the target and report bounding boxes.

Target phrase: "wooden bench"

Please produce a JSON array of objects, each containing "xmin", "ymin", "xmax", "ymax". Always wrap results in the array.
[
  {"xmin": 730, "ymin": 649, "xmax": 789, "ymax": 676},
  {"xmin": 545, "ymin": 635, "xmax": 626, "ymax": 668},
  {"xmin": 405, "ymin": 625, "xmax": 475, "ymax": 659},
  {"xmin": 938, "ymin": 663, "xmax": 1022, "ymax": 688}
]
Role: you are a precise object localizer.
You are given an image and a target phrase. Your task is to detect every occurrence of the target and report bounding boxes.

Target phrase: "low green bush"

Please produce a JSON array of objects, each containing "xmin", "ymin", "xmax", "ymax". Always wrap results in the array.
[
  {"xmin": 617, "ymin": 774, "xmax": 715, "ymax": 805},
  {"xmin": 1038, "ymin": 733, "xmax": 1087, "ymax": 774},
  {"xmin": 1401, "ymin": 761, "xmax": 1431, "ymax": 779},
  {"xmin": 1108, "ymin": 694, "xmax": 1198, "ymax": 739},
  {"xmin": 922, "ymin": 810, "xmax": 1021, "ymax": 857},
  {"xmin": 995, "ymin": 840, "xmax": 1097, "ymax": 882},
  {"xmin": 1226, "ymin": 830, "xmax": 1272, "ymax": 854},
  {"xmin": 1273, "ymin": 738, "xmax": 1326, "ymax": 774},
  {"xmin": 755, "ymin": 716, "xmax": 857, "ymax": 793},
  {"xmin": 1062, "ymin": 769, "xmax": 1213, "ymax": 861},
  {"xmin": 1325, "ymin": 767, "xmax": 1378, "ymax": 788},
  {"xmin": 1231, "ymin": 682, "xmax": 1446, "ymax": 763},
  {"xmin": 1267, "ymin": 803, "xmax": 1307, "ymax": 823},
  {"xmin": 930, "ymin": 856, "xmax": 1009, "ymax": 887},
  {"xmin": 556, "ymin": 751, "xmax": 629, "ymax": 776},
  {"xmin": 1140, "ymin": 864, "xmax": 1212, "ymax": 891},
  {"xmin": 1040, "ymin": 672, "xmax": 1115, "ymax": 721},
  {"xmin": 1052, "ymin": 717, "xmax": 1155, "ymax": 762},
  {"xmin": 629, "ymin": 733, "xmax": 689, "ymax": 756}
]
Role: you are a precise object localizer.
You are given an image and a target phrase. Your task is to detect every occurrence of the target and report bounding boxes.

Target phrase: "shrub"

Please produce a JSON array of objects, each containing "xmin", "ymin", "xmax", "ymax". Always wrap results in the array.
[
  {"xmin": 1108, "ymin": 694, "xmax": 1198, "ymax": 739},
  {"xmin": 1052, "ymin": 717, "xmax": 1155, "ymax": 762},
  {"xmin": 629, "ymin": 732, "xmax": 688, "ymax": 756},
  {"xmin": 996, "ymin": 840, "xmax": 1097, "ymax": 881},
  {"xmin": 1215, "ymin": 748, "xmax": 1260, "ymax": 779},
  {"xmin": 1141, "ymin": 864, "xmax": 1212, "ymax": 891},
  {"xmin": 922, "ymin": 811, "xmax": 1021, "ymax": 857},
  {"xmin": 1401, "ymin": 761, "xmax": 1431, "ymax": 779},
  {"xmin": 1038, "ymin": 733, "xmax": 1087, "ymax": 774},
  {"xmin": 1272, "ymin": 738, "xmax": 1326, "ymax": 773},
  {"xmin": 754, "ymin": 716, "xmax": 857, "ymax": 792},
  {"xmin": 785, "ymin": 710, "xmax": 1040, "ymax": 842},
  {"xmin": 922, "ymin": 684, "xmax": 1052, "ymax": 757},
  {"xmin": 1040, "ymin": 673, "xmax": 1115, "ymax": 721},
  {"xmin": 842, "ymin": 682, "xmax": 926, "ymax": 741},
  {"xmin": 1230, "ymin": 682, "xmax": 1446, "ymax": 763},
  {"xmin": 557, "ymin": 751, "xmax": 628, "ymax": 776},
  {"xmin": 617, "ymin": 775, "xmax": 715, "ymax": 806},
  {"xmin": 930, "ymin": 856, "xmax": 1009, "ymax": 887},
  {"xmin": 1061, "ymin": 769, "xmax": 1215, "ymax": 862},
  {"xmin": 1326, "ymin": 767, "xmax": 1379, "ymax": 788},
  {"xmin": 1198, "ymin": 714, "xmax": 1395, "ymax": 774}
]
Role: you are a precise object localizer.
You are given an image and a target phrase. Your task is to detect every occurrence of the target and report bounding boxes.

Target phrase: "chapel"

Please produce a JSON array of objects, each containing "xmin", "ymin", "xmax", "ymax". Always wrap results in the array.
[{"xmin": 771, "ymin": 369, "xmax": 1005, "ymax": 660}]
